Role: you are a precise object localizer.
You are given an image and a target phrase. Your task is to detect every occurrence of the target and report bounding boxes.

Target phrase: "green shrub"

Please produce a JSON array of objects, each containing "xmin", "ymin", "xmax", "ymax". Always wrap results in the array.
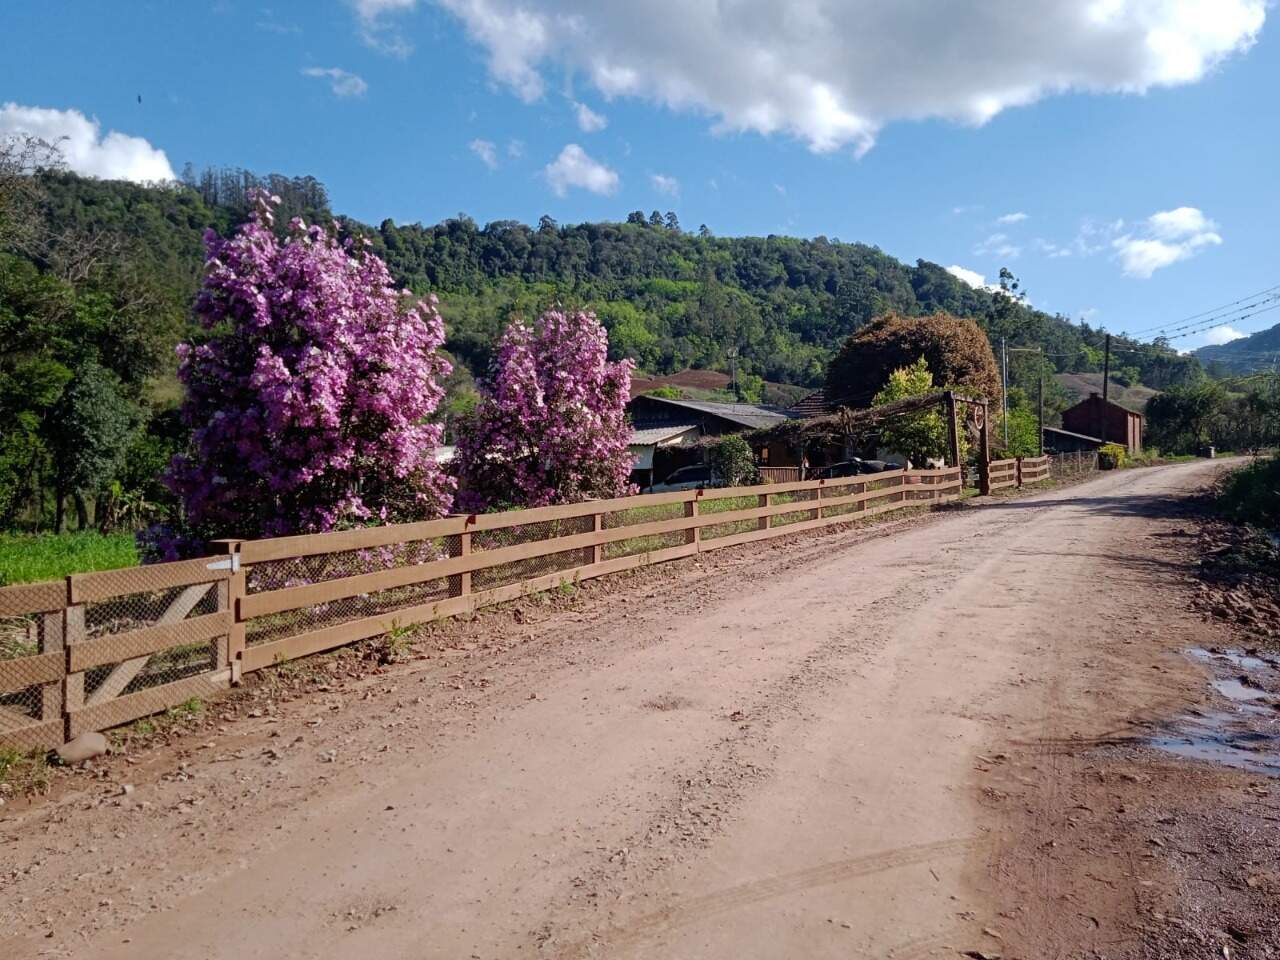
[
  {"xmin": 1098, "ymin": 443, "xmax": 1127, "ymax": 470},
  {"xmin": 1218, "ymin": 455, "xmax": 1280, "ymax": 529},
  {"xmin": 708, "ymin": 435, "xmax": 759, "ymax": 487}
]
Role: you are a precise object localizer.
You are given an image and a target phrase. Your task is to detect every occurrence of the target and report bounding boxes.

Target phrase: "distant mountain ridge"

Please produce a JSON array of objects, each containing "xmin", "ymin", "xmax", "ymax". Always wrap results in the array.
[{"xmin": 1194, "ymin": 320, "xmax": 1280, "ymax": 373}]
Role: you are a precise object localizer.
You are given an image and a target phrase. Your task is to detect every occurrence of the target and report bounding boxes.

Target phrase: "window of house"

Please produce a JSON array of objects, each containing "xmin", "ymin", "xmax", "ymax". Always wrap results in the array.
[{"xmin": 757, "ymin": 446, "xmax": 770, "ymax": 464}]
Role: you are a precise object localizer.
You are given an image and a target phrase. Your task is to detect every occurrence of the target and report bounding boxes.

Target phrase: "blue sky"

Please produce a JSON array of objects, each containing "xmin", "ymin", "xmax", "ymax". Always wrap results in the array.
[{"xmin": 2, "ymin": 0, "xmax": 1276, "ymax": 350}]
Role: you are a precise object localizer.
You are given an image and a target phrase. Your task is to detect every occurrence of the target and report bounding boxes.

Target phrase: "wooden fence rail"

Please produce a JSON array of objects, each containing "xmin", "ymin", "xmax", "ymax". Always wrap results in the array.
[
  {"xmin": 1, "ymin": 467, "xmax": 973, "ymax": 749},
  {"xmin": 988, "ymin": 458, "xmax": 1019, "ymax": 492},
  {"xmin": 1017, "ymin": 456, "xmax": 1051, "ymax": 486}
]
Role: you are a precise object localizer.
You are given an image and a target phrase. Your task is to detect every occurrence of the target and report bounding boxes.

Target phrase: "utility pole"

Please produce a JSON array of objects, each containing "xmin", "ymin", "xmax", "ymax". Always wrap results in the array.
[
  {"xmin": 1001, "ymin": 337, "xmax": 1009, "ymax": 448},
  {"xmin": 728, "ymin": 347, "xmax": 739, "ymax": 400},
  {"xmin": 1102, "ymin": 333, "xmax": 1111, "ymax": 402},
  {"xmin": 1037, "ymin": 375, "xmax": 1044, "ymax": 456}
]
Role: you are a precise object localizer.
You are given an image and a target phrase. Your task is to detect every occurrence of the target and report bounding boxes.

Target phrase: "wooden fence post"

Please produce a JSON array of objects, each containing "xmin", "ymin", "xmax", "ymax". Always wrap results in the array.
[
  {"xmin": 758, "ymin": 493, "xmax": 770, "ymax": 531},
  {"xmin": 1015, "ymin": 456, "xmax": 1024, "ymax": 488},
  {"xmin": 62, "ymin": 597, "xmax": 85, "ymax": 742},
  {"xmin": 591, "ymin": 512, "xmax": 603, "ymax": 565},
  {"xmin": 211, "ymin": 540, "xmax": 246, "ymax": 684},
  {"xmin": 686, "ymin": 496, "xmax": 700, "ymax": 550},
  {"xmin": 978, "ymin": 401, "xmax": 992, "ymax": 496},
  {"xmin": 39, "ymin": 598, "xmax": 66, "ymax": 723},
  {"xmin": 944, "ymin": 390, "xmax": 962, "ymax": 469}
]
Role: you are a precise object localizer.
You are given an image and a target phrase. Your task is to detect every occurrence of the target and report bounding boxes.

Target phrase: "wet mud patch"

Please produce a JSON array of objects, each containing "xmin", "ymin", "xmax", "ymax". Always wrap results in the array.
[{"xmin": 1149, "ymin": 648, "xmax": 1280, "ymax": 777}]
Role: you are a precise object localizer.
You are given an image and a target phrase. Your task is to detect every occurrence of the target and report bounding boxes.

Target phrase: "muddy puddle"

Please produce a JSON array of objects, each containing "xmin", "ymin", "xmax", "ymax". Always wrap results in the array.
[{"xmin": 1149, "ymin": 647, "xmax": 1280, "ymax": 776}]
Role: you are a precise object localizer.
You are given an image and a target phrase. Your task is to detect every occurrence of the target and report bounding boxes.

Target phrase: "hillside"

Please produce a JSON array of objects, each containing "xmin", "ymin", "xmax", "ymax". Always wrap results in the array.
[
  {"xmin": 1194, "ymin": 320, "xmax": 1280, "ymax": 373},
  {"xmin": 25, "ymin": 170, "xmax": 1204, "ymax": 397},
  {"xmin": 1053, "ymin": 372, "xmax": 1158, "ymax": 412}
]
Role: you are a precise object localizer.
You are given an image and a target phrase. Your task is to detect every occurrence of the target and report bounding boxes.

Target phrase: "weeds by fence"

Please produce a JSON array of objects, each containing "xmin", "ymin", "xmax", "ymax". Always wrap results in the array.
[{"xmin": 0, "ymin": 464, "xmax": 980, "ymax": 749}]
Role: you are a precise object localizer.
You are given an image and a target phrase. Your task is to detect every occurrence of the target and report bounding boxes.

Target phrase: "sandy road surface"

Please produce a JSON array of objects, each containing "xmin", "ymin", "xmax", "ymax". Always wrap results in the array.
[{"xmin": 1, "ymin": 460, "xmax": 1244, "ymax": 959}]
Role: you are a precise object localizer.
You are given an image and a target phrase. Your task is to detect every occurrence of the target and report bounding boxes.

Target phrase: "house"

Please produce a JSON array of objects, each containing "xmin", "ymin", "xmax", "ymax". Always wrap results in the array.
[
  {"xmin": 1060, "ymin": 392, "xmax": 1144, "ymax": 453},
  {"xmin": 627, "ymin": 423, "xmax": 701, "ymax": 489},
  {"xmin": 626, "ymin": 394, "xmax": 800, "ymax": 483}
]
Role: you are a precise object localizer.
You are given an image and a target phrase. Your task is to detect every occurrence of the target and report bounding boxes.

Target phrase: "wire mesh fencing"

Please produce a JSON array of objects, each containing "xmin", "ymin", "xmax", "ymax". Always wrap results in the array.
[
  {"xmin": 244, "ymin": 536, "xmax": 458, "ymax": 646},
  {"xmin": 80, "ymin": 581, "xmax": 221, "ymax": 699},
  {"xmin": 472, "ymin": 515, "xmax": 596, "ymax": 590},
  {"xmin": 1050, "ymin": 451, "xmax": 1099, "ymax": 481},
  {"xmin": 700, "ymin": 495, "xmax": 764, "ymax": 541},
  {"xmin": 602, "ymin": 501, "xmax": 689, "ymax": 559},
  {"xmin": 0, "ymin": 612, "xmax": 48, "ymax": 727}
]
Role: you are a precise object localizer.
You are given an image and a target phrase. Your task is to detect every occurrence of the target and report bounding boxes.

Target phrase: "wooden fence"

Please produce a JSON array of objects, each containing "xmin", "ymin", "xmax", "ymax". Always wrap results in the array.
[
  {"xmin": 1017, "ymin": 455, "xmax": 1051, "ymax": 486},
  {"xmin": 0, "ymin": 559, "xmax": 233, "ymax": 749},
  {"xmin": 988, "ymin": 458, "xmax": 1019, "ymax": 492},
  {"xmin": 1, "ymin": 467, "xmax": 966, "ymax": 749}
]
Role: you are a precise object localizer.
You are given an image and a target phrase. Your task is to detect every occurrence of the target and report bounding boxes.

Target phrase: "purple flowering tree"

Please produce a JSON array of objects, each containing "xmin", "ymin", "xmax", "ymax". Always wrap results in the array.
[
  {"xmin": 152, "ymin": 193, "xmax": 453, "ymax": 556},
  {"xmin": 454, "ymin": 309, "xmax": 635, "ymax": 510}
]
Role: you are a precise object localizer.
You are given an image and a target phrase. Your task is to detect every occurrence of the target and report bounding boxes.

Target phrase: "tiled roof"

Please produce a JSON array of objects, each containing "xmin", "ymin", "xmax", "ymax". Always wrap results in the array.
[{"xmin": 785, "ymin": 389, "xmax": 832, "ymax": 418}]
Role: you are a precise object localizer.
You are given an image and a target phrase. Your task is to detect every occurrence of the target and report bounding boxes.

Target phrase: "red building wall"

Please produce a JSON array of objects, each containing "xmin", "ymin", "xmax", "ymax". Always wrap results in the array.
[{"xmin": 1061, "ymin": 394, "xmax": 1142, "ymax": 453}]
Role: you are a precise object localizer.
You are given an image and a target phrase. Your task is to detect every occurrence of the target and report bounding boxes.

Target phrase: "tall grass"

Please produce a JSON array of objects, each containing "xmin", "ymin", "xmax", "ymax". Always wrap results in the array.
[
  {"xmin": 0, "ymin": 531, "xmax": 138, "ymax": 585},
  {"xmin": 1218, "ymin": 455, "xmax": 1280, "ymax": 530}
]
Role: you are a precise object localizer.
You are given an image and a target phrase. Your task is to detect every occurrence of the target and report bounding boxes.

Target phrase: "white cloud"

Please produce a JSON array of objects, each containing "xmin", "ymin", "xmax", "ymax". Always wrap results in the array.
[
  {"xmin": 573, "ymin": 100, "xmax": 608, "ymax": 132},
  {"xmin": 974, "ymin": 232, "xmax": 1021, "ymax": 260},
  {"xmin": 469, "ymin": 138, "xmax": 499, "ymax": 169},
  {"xmin": 507, "ymin": 138, "xmax": 525, "ymax": 157},
  {"xmin": 996, "ymin": 211, "xmax": 1029, "ymax": 224},
  {"xmin": 1202, "ymin": 324, "xmax": 1247, "ymax": 345},
  {"xmin": 945, "ymin": 265, "xmax": 986, "ymax": 289},
  {"xmin": 0, "ymin": 103, "xmax": 174, "ymax": 182},
  {"xmin": 1148, "ymin": 205, "xmax": 1215, "ymax": 239},
  {"xmin": 302, "ymin": 67, "xmax": 369, "ymax": 97},
  {"xmin": 420, "ymin": 0, "xmax": 1264, "ymax": 155},
  {"xmin": 346, "ymin": 0, "xmax": 417, "ymax": 55},
  {"xmin": 773, "ymin": 182, "xmax": 787, "ymax": 196},
  {"xmin": 650, "ymin": 173, "xmax": 679, "ymax": 196},
  {"xmin": 1113, "ymin": 206, "xmax": 1222, "ymax": 278},
  {"xmin": 543, "ymin": 143, "xmax": 619, "ymax": 196}
]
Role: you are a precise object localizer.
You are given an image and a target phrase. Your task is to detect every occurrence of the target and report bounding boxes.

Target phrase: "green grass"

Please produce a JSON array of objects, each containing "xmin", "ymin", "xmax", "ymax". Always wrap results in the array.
[
  {"xmin": 0, "ymin": 531, "xmax": 138, "ymax": 585},
  {"xmin": 0, "ymin": 747, "xmax": 52, "ymax": 796},
  {"xmin": 1217, "ymin": 454, "xmax": 1280, "ymax": 529}
]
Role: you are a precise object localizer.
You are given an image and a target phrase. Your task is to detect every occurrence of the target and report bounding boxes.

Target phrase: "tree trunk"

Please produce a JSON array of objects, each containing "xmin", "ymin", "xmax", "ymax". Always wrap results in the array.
[
  {"xmin": 74, "ymin": 491, "xmax": 90, "ymax": 530},
  {"xmin": 54, "ymin": 485, "xmax": 66, "ymax": 533}
]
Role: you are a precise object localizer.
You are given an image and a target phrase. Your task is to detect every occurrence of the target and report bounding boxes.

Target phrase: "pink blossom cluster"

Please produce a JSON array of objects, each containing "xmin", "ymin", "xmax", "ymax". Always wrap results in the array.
[
  {"xmin": 454, "ymin": 309, "xmax": 635, "ymax": 510},
  {"xmin": 156, "ymin": 192, "xmax": 454, "ymax": 553}
]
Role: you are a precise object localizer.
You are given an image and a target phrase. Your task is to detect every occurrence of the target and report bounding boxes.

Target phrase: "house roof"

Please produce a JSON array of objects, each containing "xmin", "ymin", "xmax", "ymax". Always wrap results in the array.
[
  {"xmin": 785, "ymin": 389, "xmax": 832, "ymax": 419},
  {"xmin": 1043, "ymin": 426, "xmax": 1103, "ymax": 443},
  {"xmin": 1063, "ymin": 393, "xmax": 1146, "ymax": 420},
  {"xmin": 628, "ymin": 424, "xmax": 701, "ymax": 447},
  {"xmin": 630, "ymin": 394, "xmax": 796, "ymax": 429}
]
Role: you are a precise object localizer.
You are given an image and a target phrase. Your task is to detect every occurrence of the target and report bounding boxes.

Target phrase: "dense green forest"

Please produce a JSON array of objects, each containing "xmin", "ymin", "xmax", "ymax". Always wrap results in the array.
[{"xmin": 1, "ymin": 162, "xmax": 1208, "ymax": 534}]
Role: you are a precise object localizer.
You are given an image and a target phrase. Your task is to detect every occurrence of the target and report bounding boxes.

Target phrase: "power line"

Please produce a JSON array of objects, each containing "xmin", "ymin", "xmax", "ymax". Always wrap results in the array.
[
  {"xmin": 1124, "ymin": 282, "xmax": 1280, "ymax": 337},
  {"xmin": 1160, "ymin": 300, "xmax": 1280, "ymax": 342}
]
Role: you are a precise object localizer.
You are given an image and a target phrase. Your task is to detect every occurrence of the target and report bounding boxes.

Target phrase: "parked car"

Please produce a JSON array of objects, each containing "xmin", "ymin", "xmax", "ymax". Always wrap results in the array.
[
  {"xmin": 644, "ymin": 464, "xmax": 719, "ymax": 492},
  {"xmin": 812, "ymin": 458, "xmax": 896, "ymax": 479}
]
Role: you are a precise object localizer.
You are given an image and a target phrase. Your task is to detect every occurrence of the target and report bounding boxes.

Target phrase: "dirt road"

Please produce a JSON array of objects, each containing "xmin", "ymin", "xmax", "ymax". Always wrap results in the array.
[{"xmin": 2, "ymin": 459, "xmax": 1268, "ymax": 959}]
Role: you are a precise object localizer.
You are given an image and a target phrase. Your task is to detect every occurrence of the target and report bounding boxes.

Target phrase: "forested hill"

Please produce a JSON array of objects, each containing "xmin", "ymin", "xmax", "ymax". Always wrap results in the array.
[
  {"xmin": 1194, "ymin": 320, "xmax": 1280, "ymax": 374},
  {"xmin": 30, "ymin": 170, "xmax": 1201, "ymax": 392}
]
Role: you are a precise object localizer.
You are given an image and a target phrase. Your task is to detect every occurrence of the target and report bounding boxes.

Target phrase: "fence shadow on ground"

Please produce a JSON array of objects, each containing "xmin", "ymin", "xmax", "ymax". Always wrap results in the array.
[{"xmin": 978, "ymin": 493, "xmax": 1202, "ymax": 520}]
